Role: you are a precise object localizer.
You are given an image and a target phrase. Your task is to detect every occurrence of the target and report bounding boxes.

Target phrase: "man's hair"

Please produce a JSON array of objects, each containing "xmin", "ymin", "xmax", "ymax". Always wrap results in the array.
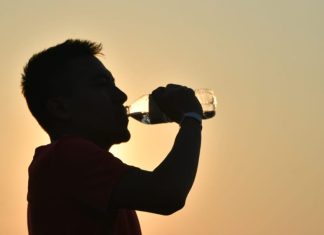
[{"xmin": 21, "ymin": 39, "xmax": 103, "ymax": 134}]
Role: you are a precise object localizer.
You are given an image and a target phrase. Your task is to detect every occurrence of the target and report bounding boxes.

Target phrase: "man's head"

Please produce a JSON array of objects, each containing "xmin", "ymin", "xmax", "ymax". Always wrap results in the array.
[{"xmin": 21, "ymin": 39, "xmax": 130, "ymax": 149}]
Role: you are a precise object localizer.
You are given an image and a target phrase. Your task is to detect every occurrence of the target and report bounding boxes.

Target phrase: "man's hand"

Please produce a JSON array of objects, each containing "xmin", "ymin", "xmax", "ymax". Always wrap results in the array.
[{"xmin": 151, "ymin": 84, "xmax": 203, "ymax": 123}]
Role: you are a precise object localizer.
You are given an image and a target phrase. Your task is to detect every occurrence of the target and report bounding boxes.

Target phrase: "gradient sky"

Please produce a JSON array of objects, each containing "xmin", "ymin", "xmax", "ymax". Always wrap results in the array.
[{"xmin": 1, "ymin": 0, "xmax": 323, "ymax": 234}]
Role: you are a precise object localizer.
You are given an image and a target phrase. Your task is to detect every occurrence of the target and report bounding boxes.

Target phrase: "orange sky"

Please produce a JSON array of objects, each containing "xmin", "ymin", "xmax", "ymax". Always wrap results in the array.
[{"xmin": 1, "ymin": 0, "xmax": 323, "ymax": 234}]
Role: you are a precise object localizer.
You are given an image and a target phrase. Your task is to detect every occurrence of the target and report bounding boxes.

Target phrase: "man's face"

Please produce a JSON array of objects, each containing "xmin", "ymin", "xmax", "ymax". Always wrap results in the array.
[{"xmin": 64, "ymin": 56, "xmax": 130, "ymax": 148}]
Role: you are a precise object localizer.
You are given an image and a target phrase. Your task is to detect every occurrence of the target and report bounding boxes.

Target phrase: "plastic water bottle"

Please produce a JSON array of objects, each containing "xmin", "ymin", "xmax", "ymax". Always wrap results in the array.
[{"xmin": 125, "ymin": 88, "xmax": 217, "ymax": 124}]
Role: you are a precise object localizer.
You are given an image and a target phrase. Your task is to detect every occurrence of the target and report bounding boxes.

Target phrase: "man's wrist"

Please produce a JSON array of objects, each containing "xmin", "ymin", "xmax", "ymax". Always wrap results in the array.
[{"xmin": 180, "ymin": 112, "xmax": 202, "ymax": 128}]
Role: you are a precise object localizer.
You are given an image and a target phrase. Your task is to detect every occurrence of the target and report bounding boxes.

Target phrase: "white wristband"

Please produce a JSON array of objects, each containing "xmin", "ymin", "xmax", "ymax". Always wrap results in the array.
[{"xmin": 180, "ymin": 112, "xmax": 202, "ymax": 125}]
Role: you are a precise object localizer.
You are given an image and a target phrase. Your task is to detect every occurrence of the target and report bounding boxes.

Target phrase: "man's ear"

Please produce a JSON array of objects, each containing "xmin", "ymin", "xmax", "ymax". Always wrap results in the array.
[{"xmin": 46, "ymin": 97, "xmax": 70, "ymax": 120}]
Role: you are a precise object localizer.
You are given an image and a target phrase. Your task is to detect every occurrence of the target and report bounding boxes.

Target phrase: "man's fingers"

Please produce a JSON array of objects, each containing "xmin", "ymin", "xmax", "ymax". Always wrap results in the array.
[
  {"xmin": 151, "ymin": 86, "xmax": 166, "ymax": 103},
  {"xmin": 152, "ymin": 85, "xmax": 195, "ymax": 102},
  {"xmin": 166, "ymin": 84, "xmax": 183, "ymax": 89},
  {"xmin": 166, "ymin": 84, "xmax": 194, "ymax": 95}
]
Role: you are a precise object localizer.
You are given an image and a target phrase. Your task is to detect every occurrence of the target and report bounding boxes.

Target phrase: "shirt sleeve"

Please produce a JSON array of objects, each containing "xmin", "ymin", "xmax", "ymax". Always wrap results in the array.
[{"xmin": 52, "ymin": 137, "xmax": 134, "ymax": 212}]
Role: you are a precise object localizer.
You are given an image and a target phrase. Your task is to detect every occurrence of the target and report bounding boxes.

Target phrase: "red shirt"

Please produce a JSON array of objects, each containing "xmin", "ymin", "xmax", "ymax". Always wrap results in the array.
[{"xmin": 27, "ymin": 136, "xmax": 142, "ymax": 235}]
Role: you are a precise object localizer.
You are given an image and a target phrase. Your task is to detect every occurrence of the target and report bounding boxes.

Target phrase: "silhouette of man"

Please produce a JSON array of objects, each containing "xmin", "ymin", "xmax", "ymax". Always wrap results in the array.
[{"xmin": 21, "ymin": 39, "xmax": 203, "ymax": 235}]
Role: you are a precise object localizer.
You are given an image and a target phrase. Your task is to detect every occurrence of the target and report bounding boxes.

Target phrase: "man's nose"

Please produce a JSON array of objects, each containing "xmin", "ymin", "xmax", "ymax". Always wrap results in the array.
[{"xmin": 114, "ymin": 87, "xmax": 127, "ymax": 103}]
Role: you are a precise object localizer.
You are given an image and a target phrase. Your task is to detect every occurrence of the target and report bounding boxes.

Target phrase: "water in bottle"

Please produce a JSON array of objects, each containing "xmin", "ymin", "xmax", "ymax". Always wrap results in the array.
[{"xmin": 126, "ymin": 88, "xmax": 217, "ymax": 124}]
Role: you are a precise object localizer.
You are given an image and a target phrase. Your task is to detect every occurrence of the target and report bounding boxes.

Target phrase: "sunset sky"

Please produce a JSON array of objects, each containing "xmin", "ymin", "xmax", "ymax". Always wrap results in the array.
[{"xmin": 1, "ymin": 0, "xmax": 323, "ymax": 234}]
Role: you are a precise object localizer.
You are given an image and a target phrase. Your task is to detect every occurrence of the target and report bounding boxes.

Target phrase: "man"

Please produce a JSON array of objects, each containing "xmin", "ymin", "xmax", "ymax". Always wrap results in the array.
[{"xmin": 21, "ymin": 39, "xmax": 203, "ymax": 235}]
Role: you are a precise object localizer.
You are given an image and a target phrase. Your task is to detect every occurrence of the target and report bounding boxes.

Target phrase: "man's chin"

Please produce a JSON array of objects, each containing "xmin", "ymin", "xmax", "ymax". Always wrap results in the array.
[{"xmin": 113, "ymin": 129, "xmax": 131, "ymax": 144}]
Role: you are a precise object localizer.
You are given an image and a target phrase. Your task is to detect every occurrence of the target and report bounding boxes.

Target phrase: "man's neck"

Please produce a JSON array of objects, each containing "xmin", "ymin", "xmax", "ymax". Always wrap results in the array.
[{"xmin": 50, "ymin": 133, "xmax": 112, "ymax": 151}]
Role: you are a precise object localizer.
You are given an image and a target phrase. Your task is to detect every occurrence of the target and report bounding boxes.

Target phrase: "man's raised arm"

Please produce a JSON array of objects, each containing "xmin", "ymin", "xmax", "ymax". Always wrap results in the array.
[{"xmin": 110, "ymin": 84, "xmax": 203, "ymax": 215}]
